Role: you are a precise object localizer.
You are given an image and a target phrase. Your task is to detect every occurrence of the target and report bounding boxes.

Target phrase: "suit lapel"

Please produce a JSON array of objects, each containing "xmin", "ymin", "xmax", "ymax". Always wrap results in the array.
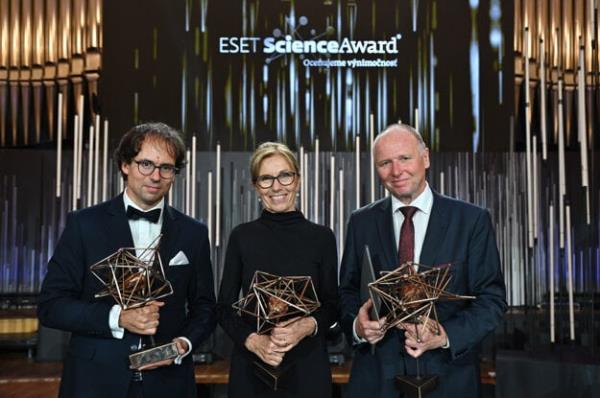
[
  {"xmin": 158, "ymin": 205, "xmax": 180, "ymax": 266},
  {"xmin": 420, "ymin": 191, "xmax": 449, "ymax": 266},
  {"xmin": 375, "ymin": 197, "xmax": 398, "ymax": 271},
  {"xmin": 106, "ymin": 194, "xmax": 135, "ymax": 250}
]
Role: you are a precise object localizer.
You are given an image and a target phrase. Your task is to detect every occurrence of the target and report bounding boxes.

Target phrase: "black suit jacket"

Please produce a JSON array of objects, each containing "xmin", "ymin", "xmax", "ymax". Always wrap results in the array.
[
  {"xmin": 38, "ymin": 194, "xmax": 216, "ymax": 398},
  {"xmin": 339, "ymin": 191, "xmax": 507, "ymax": 398}
]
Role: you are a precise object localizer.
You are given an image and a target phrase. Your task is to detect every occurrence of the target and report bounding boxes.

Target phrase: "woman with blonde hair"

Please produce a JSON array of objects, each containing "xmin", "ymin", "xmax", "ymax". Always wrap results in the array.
[{"xmin": 217, "ymin": 142, "xmax": 339, "ymax": 397}]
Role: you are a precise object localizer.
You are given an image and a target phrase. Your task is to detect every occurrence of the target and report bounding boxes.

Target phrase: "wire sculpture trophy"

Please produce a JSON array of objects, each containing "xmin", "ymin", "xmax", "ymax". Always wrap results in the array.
[
  {"xmin": 232, "ymin": 271, "xmax": 321, "ymax": 390},
  {"xmin": 368, "ymin": 260, "xmax": 475, "ymax": 398},
  {"xmin": 89, "ymin": 236, "xmax": 178, "ymax": 370}
]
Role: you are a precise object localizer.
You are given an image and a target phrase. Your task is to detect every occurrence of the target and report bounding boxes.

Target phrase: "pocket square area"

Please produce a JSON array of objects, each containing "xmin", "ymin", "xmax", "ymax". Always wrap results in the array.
[{"xmin": 169, "ymin": 251, "xmax": 190, "ymax": 266}]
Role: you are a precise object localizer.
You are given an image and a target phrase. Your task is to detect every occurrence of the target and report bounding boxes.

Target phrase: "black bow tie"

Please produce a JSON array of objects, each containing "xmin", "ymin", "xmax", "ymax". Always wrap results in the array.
[{"xmin": 126, "ymin": 206, "xmax": 161, "ymax": 223}]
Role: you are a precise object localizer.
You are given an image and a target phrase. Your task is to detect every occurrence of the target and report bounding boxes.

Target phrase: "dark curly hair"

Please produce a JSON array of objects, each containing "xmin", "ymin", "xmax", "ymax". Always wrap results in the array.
[{"xmin": 113, "ymin": 122, "xmax": 186, "ymax": 181}]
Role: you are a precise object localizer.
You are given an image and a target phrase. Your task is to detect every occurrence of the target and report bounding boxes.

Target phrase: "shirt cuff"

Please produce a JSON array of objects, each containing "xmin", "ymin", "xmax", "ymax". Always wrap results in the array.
[
  {"xmin": 441, "ymin": 336, "xmax": 450, "ymax": 349},
  {"xmin": 109, "ymin": 305, "xmax": 124, "ymax": 339},
  {"xmin": 352, "ymin": 317, "xmax": 367, "ymax": 344},
  {"xmin": 309, "ymin": 316, "xmax": 318, "ymax": 337},
  {"xmin": 173, "ymin": 336, "xmax": 193, "ymax": 365}
]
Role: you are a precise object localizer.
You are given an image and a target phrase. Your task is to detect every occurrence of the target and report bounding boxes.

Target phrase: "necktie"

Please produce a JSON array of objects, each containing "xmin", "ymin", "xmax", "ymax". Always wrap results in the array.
[
  {"xmin": 126, "ymin": 206, "xmax": 161, "ymax": 223},
  {"xmin": 398, "ymin": 206, "xmax": 418, "ymax": 266}
]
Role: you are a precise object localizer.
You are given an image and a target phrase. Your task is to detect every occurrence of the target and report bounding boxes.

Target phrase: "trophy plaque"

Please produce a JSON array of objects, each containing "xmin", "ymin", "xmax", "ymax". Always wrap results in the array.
[
  {"xmin": 368, "ymin": 261, "xmax": 475, "ymax": 398},
  {"xmin": 90, "ymin": 238, "xmax": 179, "ymax": 370},
  {"xmin": 233, "ymin": 271, "xmax": 321, "ymax": 390}
]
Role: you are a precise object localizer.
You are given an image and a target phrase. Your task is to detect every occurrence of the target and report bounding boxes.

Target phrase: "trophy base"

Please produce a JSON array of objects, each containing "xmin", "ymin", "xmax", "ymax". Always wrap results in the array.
[
  {"xmin": 253, "ymin": 361, "xmax": 288, "ymax": 391},
  {"xmin": 129, "ymin": 342, "xmax": 179, "ymax": 370},
  {"xmin": 395, "ymin": 374, "xmax": 439, "ymax": 398}
]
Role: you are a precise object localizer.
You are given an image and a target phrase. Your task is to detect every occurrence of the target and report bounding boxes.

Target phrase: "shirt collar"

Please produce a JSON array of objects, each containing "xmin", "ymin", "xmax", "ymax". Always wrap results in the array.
[
  {"xmin": 123, "ymin": 188, "xmax": 164, "ymax": 214},
  {"xmin": 391, "ymin": 183, "xmax": 433, "ymax": 215}
]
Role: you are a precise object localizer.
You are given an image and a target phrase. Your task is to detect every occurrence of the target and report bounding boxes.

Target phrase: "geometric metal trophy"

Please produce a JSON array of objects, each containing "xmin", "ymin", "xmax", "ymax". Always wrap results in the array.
[
  {"xmin": 89, "ymin": 237, "xmax": 179, "ymax": 370},
  {"xmin": 368, "ymin": 261, "xmax": 475, "ymax": 398},
  {"xmin": 232, "ymin": 271, "xmax": 320, "ymax": 390}
]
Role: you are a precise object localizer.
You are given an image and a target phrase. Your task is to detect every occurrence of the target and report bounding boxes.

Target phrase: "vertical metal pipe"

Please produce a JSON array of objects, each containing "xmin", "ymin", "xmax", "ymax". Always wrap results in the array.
[
  {"xmin": 370, "ymin": 114, "xmax": 375, "ymax": 203},
  {"xmin": 329, "ymin": 154, "xmax": 335, "ymax": 231},
  {"xmin": 524, "ymin": 27, "xmax": 534, "ymax": 248},
  {"xmin": 72, "ymin": 114, "xmax": 79, "ymax": 210},
  {"xmin": 31, "ymin": 0, "xmax": 43, "ymax": 143},
  {"xmin": 8, "ymin": 0, "xmax": 20, "ymax": 145},
  {"xmin": 314, "ymin": 138, "xmax": 319, "ymax": 223},
  {"xmin": 578, "ymin": 41, "xmax": 589, "ymax": 188},
  {"xmin": 71, "ymin": 0, "xmax": 84, "ymax": 55},
  {"xmin": 0, "ymin": 0, "xmax": 8, "ymax": 67},
  {"xmin": 540, "ymin": 35, "xmax": 548, "ymax": 160},
  {"xmin": 216, "ymin": 143, "xmax": 221, "ymax": 247},
  {"xmin": 86, "ymin": 125, "xmax": 94, "ymax": 207},
  {"xmin": 45, "ymin": 0, "xmax": 57, "ymax": 61},
  {"xmin": 549, "ymin": 204, "xmax": 555, "ymax": 343},
  {"xmin": 185, "ymin": 150, "xmax": 191, "ymax": 215},
  {"xmin": 102, "ymin": 119, "xmax": 108, "ymax": 202},
  {"xmin": 76, "ymin": 95, "xmax": 84, "ymax": 199},
  {"xmin": 299, "ymin": 146, "xmax": 304, "ymax": 212},
  {"xmin": 558, "ymin": 79, "xmax": 566, "ymax": 248},
  {"xmin": 355, "ymin": 135, "xmax": 360, "ymax": 209},
  {"xmin": 93, "ymin": 114, "xmax": 100, "ymax": 204},
  {"xmin": 303, "ymin": 152, "xmax": 308, "ymax": 215},
  {"xmin": 338, "ymin": 167, "xmax": 344, "ymax": 259},
  {"xmin": 414, "ymin": 108, "xmax": 419, "ymax": 132},
  {"xmin": 207, "ymin": 170, "xmax": 212, "ymax": 245},
  {"xmin": 55, "ymin": 92, "xmax": 62, "ymax": 197},
  {"xmin": 58, "ymin": 0, "xmax": 70, "ymax": 60},
  {"xmin": 533, "ymin": 135, "xmax": 538, "ymax": 239},
  {"xmin": 0, "ymin": 0, "xmax": 9, "ymax": 146},
  {"xmin": 168, "ymin": 180, "xmax": 173, "ymax": 207},
  {"xmin": 43, "ymin": 0, "xmax": 57, "ymax": 141},
  {"xmin": 191, "ymin": 135, "xmax": 197, "ymax": 218},
  {"xmin": 565, "ymin": 204, "xmax": 575, "ymax": 340},
  {"xmin": 87, "ymin": 0, "xmax": 101, "ymax": 49}
]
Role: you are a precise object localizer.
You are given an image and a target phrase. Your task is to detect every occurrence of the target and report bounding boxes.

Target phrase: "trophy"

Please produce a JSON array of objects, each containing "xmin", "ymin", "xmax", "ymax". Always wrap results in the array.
[
  {"xmin": 233, "ymin": 271, "xmax": 320, "ymax": 390},
  {"xmin": 89, "ymin": 237, "xmax": 179, "ymax": 370},
  {"xmin": 368, "ymin": 259, "xmax": 475, "ymax": 398}
]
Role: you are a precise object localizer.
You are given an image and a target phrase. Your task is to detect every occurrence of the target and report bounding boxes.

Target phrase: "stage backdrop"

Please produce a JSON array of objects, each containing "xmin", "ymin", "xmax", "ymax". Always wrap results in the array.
[
  {"xmin": 0, "ymin": 0, "xmax": 599, "ymax": 352},
  {"xmin": 101, "ymin": 0, "xmax": 514, "ymax": 151}
]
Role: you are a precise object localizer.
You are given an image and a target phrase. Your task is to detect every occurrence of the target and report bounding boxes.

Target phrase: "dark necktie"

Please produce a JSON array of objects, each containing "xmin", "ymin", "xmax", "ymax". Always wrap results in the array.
[
  {"xmin": 398, "ymin": 206, "xmax": 418, "ymax": 266},
  {"xmin": 126, "ymin": 206, "xmax": 161, "ymax": 223}
]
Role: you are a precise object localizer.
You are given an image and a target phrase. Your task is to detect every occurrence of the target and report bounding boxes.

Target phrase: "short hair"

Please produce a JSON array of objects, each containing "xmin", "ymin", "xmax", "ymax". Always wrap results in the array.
[
  {"xmin": 114, "ymin": 122, "xmax": 186, "ymax": 181},
  {"xmin": 373, "ymin": 123, "xmax": 427, "ymax": 156},
  {"xmin": 250, "ymin": 142, "xmax": 300, "ymax": 183}
]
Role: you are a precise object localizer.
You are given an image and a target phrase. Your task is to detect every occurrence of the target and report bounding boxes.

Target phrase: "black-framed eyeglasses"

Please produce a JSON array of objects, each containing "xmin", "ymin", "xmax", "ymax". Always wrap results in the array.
[
  {"xmin": 133, "ymin": 159, "xmax": 179, "ymax": 179},
  {"xmin": 255, "ymin": 171, "xmax": 297, "ymax": 189}
]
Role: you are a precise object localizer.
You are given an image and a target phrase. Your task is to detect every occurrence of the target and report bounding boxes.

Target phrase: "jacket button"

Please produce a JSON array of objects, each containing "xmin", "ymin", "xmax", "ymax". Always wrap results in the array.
[{"xmin": 130, "ymin": 344, "xmax": 138, "ymax": 352}]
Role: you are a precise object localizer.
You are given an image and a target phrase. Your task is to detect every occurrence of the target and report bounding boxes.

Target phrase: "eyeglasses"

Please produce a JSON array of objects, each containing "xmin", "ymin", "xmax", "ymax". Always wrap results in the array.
[
  {"xmin": 133, "ymin": 159, "xmax": 179, "ymax": 179},
  {"xmin": 255, "ymin": 171, "xmax": 297, "ymax": 188}
]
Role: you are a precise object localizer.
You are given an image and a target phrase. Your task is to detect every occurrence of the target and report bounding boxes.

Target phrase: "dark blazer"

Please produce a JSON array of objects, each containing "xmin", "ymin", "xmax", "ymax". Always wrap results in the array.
[
  {"xmin": 38, "ymin": 194, "xmax": 216, "ymax": 398},
  {"xmin": 339, "ymin": 191, "xmax": 507, "ymax": 398}
]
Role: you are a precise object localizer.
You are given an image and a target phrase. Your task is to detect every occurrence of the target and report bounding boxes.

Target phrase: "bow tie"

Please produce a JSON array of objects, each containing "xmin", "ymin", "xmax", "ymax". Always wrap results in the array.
[{"xmin": 126, "ymin": 206, "xmax": 161, "ymax": 223}]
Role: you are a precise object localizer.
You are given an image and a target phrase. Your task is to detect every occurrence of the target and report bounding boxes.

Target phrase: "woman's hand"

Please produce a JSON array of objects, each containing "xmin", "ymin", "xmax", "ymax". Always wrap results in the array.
[
  {"xmin": 269, "ymin": 317, "xmax": 316, "ymax": 353},
  {"xmin": 244, "ymin": 333, "xmax": 285, "ymax": 367}
]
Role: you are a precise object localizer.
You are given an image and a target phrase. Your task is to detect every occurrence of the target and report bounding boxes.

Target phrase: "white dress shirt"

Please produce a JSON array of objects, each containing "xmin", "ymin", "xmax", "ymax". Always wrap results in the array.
[
  {"xmin": 391, "ymin": 183, "xmax": 434, "ymax": 266},
  {"xmin": 108, "ymin": 189, "xmax": 191, "ymax": 363}
]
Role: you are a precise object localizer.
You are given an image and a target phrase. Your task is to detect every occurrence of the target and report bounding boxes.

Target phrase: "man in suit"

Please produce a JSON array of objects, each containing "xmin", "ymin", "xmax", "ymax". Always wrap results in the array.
[
  {"xmin": 339, "ymin": 123, "xmax": 506, "ymax": 398},
  {"xmin": 38, "ymin": 122, "xmax": 216, "ymax": 398}
]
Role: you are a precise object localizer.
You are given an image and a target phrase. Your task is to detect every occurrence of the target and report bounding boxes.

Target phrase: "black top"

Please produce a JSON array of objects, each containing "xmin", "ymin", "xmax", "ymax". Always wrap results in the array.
[{"xmin": 217, "ymin": 209, "xmax": 339, "ymax": 397}]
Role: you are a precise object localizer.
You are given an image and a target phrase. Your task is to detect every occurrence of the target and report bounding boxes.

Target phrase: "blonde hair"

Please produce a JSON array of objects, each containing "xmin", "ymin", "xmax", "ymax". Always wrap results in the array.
[{"xmin": 250, "ymin": 142, "xmax": 300, "ymax": 183}]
